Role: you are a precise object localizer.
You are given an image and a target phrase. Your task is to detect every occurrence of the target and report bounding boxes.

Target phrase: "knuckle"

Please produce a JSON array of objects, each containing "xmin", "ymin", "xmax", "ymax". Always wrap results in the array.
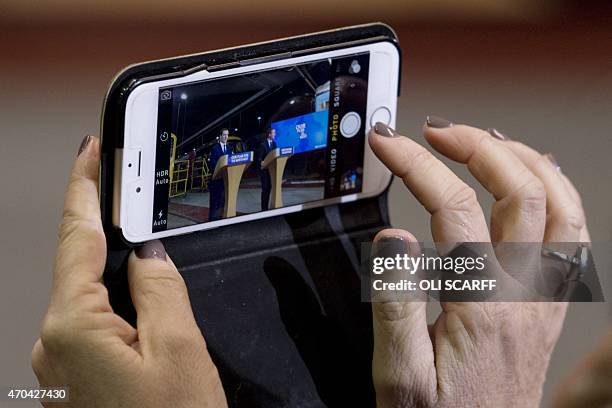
[
  {"xmin": 373, "ymin": 302, "xmax": 412, "ymax": 323},
  {"xmin": 514, "ymin": 177, "xmax": 547, "ymax": 211},
  {"xmin": 56, "ymin": 218, "xmax": 74, "ymax": 240},
  {"xmin": 40, "ymin": 315, "xmax": 68, "ymax": 349},
  {"xmin": 551, "ymin": 204, "xmax": 585, "ymax": 233},
  {"xmin": 87, "ymin": 281, "xmax": 109, "ymax": 298},
  {"xmin": 408, "ymin": 148, "xmax": 437, "ymax": 178},
  {"xmin": 441, "ymin": 183, "xmax": 479, "ymax": 213},
  {"xmin": 78, "ymin": 284, "xmax": 113, "ymax": 313},
  {"xmin": 564, "ymin": 210, "xmax": 586, "ymax": 232},
  {"xmin": 136, "ymin": 272, "xmax": 187, "ymax": 302},
  {"xmin": 57, "ymin": 215, "xmax": 102, "ymax": 242},
  {"xmin": 98, "ymin": 282, "xmax": 109, "ymax": 299},
  {"xmin": 456, "ymin": 303, "xmax": 506, "ymax": 338},
  {"xmin": 161, "ymin": 330, "xmax": 201, "ymax": 351}
]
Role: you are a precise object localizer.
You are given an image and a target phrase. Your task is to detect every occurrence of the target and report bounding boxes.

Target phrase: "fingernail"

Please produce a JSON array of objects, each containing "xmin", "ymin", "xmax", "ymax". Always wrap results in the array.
[
  {"xmin": 370, "ymin": 236, "xmax": 420, "ymax": 300},
  {"xmin": 372, "ymin": 236, "xmax": 408, "ymax": 257},
  {"xmin": 77, "ymin": 135, "xmax": 92, "ymax": 156},
  {"xmin": 135, "ymin": 240, "xmax": 167, "ymax": 260},
  {"xmin": 487, "ymin": 128, "xmax": 510, "ymax": 141},
  {"xmin": 373, "ymin": 122, "xmax": 399, "ymax": 138},
  {"xmin": 378, "ymin": 236, "xmax": 405, "ymax": 242},
  {"xmin": 426, "ymin": 115, "xmax": 453, "ymax": 129},
  {"xmin": 544, "ymin": 153, "xmax": 561, "ymax": 171}
]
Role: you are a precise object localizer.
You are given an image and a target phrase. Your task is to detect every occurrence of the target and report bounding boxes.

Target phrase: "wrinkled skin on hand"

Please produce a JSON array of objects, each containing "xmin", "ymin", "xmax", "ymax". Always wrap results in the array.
[
  {"xmin": 31, "ymin": 136, "xmax": 227, "ymax": 408},
  {"xmin": 368, "ymin": 119, "xmax": 589, "ymax": 407}
]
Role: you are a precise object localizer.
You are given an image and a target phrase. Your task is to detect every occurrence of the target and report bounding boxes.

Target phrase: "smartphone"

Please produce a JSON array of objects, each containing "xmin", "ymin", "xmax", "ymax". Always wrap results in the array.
[{"xmin": 106, "ymin": 30, "xmax": 400, "ymax": 243}]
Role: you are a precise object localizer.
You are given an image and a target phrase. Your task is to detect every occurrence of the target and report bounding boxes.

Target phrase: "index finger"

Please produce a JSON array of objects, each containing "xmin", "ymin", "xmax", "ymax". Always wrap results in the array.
[
  {"xmin": 51, "ymin": 136, "xmax": 107, "ymax": 305},
  {"xmin": 368, "ymin": 123, "xmax": 490, "ymax": 244}
]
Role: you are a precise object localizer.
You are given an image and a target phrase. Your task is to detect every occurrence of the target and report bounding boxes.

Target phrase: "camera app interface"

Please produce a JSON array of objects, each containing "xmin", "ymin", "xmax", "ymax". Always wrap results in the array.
[{"xmin": 153, "ymin": 52, "xmax": 370, "ymax": 232}]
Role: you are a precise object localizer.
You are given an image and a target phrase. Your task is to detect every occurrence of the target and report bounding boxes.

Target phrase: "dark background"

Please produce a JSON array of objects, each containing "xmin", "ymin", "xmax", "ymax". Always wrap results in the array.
[
  {"xmin": 168, "ymin": 60, "xmax": 331, "ymax": 154},
  {"xmin": 165, "ymin": 60, "xmax": 331, "ymax": 184},
  {"xmin": 1, "ymin": 1, "xmax": 611, "ymax": 406}
]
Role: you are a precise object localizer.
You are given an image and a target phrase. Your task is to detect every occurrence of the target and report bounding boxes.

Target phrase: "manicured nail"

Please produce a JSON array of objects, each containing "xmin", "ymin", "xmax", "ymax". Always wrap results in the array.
[
  {"xmin": 135, "ymin": 239, "xmax": 167, "ymax": 260},
  {"xmin": 373, "ymin": 235, "xmax": 411, "ymax": 253},
  {"xmin": 487, "ymin": 128, "xmax": 510, "ymax": 141},
  {"xmin": 372, "ymin": 236, "xmax": 408, "ymax": 258},
  {"xmin": 378, "ymin": 236, "xmax": 405, "ymax": 242},
  {"xmin": 373, "ymin": 122, "xmax": 399, "ymax": 138},
  {"xmin": 77, "ymin": 135, "xmax": 92, "ymax": 156},
  {"xmin": 544, "ymin": 153, "xmax": 561, "ymax": 171},
  {"xmin": 426, "ymin": 115, "xmax": 453, "ymax": 129}
]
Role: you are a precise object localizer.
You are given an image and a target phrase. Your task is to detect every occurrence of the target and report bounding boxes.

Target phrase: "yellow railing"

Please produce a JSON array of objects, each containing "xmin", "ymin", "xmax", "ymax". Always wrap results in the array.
[
  {"xmin": 168, "ymin": 133, "xmax": 214, "ymax": 197},
  {"xmin": 169, "ymin": 134, "xmax": 188, "ymax": 197},
  {"xmin": 190, "ymin": 157, "xmax": 211, "ymax": 191},
  {"xmin": 169, "ymin": 160, "xmax": 189, "ymax": 197}
]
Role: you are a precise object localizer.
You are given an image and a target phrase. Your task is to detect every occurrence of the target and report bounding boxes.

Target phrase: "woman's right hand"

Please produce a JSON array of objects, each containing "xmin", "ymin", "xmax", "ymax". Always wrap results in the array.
[{"xmin": 368, "ymin": 117, "xmax": 589, "ymax": 407}]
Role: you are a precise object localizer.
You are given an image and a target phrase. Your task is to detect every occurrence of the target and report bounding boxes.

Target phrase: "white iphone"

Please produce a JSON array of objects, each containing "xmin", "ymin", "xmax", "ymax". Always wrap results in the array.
[{"xmin": 113, "ymin": 40, "xmax": 400, "ymax": 243}]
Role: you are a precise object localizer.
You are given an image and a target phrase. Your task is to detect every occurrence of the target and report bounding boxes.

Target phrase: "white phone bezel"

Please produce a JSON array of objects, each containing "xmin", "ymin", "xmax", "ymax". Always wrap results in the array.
[{"xmin": 117, "ymin": 41, "xmax": 399, "ymax": 243}]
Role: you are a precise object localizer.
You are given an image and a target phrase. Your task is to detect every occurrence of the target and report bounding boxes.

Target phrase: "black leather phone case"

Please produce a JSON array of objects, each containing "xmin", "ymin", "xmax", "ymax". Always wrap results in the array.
[{"xmin": 101, "ymin": 23, "xmax": 400, "ymax": 407}]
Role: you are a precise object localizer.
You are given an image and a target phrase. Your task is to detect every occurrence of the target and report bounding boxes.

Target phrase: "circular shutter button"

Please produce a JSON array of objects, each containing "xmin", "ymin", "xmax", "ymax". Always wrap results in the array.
[
  {"xmin": 340, "ymin": 111, "xmax": 361, "ymax": 138},
  {"xmin": 370, "ymin": 106, "xmax": 391, "ymax": 127}
]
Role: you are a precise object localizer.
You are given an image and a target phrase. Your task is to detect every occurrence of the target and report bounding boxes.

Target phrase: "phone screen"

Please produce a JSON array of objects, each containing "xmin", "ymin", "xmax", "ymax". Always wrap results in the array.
[{"xmin": 152, "ymin": 52, "xmax": 370, "ymax": 232}]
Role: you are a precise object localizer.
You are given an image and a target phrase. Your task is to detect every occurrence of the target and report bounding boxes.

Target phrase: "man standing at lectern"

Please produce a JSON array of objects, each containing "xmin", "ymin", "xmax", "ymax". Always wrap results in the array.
[
  {"xmin": 208, "ymin": 128, "xmax": 232, "ymax": 221},
  {"xmin": 259, "ymin": 128, "xmax": 277, "ymax": 211}
]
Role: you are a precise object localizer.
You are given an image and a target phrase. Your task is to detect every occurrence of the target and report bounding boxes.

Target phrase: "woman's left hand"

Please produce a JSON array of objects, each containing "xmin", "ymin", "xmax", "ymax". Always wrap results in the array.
[{"xmin": 31, "ymin": 136, "xmax": 227, "ymax": 407}]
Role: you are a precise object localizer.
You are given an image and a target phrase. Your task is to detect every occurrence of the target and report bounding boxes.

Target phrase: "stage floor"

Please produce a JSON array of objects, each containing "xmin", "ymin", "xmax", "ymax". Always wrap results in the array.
[{"xmin": 167, "ymin": 185, "xmax": 324, "ymax": 228}]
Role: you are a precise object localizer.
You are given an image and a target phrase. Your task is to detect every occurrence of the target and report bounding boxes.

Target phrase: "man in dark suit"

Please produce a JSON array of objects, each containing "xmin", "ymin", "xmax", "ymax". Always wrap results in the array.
[
  {"xmin": 258, "ymin": 128, "xmax": 277, "ymax": 211},
  {"xmin": 208, "ymin": 128, "xmax": 232, "ymax": 221}
]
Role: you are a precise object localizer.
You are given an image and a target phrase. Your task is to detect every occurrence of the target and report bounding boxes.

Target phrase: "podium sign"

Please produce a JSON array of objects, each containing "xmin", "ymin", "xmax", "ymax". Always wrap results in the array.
[
  {"xmin": 262, "ymin": 147, "xmax": 294, "ymax": 209},
  {"xmin": 279, "ymin": 147, "xmax": 294, "ymax": 156},
  {"xmin": 228, "ymin": 152, "xmax": 253, "ymax": 165},
  {"xmin": 213, "ymin": 151, "xmax": 254, "ymax": 218}
]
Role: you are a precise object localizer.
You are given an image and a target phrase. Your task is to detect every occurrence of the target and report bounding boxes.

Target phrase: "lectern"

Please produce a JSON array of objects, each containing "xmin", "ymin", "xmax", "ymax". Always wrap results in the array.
[
  {"xmin": 212, "ymin": 151, "xmax": 254, "ymax": 217},
  {"xmin": 261, "ymin": 147, "xmax": 293, "ymax": 209}
]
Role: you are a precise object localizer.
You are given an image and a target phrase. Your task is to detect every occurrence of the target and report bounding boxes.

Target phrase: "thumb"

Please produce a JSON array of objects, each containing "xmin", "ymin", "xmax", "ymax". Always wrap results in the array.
[
  {"xmin": 127, "ymin": 240, "xmax": 203, "ymax": 355},
  {"xmin": 370, "ymin": 229, "xmax": 437, "ymax": 408}
]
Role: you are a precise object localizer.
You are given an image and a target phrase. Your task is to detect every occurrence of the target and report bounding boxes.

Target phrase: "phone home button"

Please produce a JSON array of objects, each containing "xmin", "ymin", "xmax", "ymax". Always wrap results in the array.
[{"xmin": 370, "ymin": 106, "xmax": 391, "ymax": 127}]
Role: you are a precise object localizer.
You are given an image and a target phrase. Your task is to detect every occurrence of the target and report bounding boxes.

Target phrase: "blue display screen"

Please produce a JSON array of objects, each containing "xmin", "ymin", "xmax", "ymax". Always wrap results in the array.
[{"xmin": 272, "ymin": 110, "xmax": 329, "ymax": 154}]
